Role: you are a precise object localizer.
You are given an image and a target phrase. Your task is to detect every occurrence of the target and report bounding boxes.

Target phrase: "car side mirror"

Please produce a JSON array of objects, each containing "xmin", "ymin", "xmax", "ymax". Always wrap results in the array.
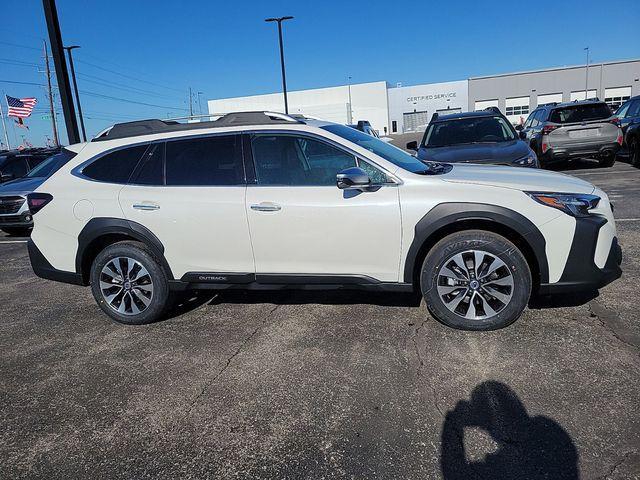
[
  {"xmin": 514, "ymin": 124, "xmax": 523, "ymax": 131},
  {"xmin": 406, "ymin": 140, "xmax": 418, "ymax": 151},
  {"xmin": 0, "ymin": 172, "xmax": 13, "ymax": 183},
  {"xmin": 337, "ymin": 167, "xmax": 371, "ymax": 190},
  {"xmin": 519, "ymin": 131, "xmax": 527, "ymax": 140}
]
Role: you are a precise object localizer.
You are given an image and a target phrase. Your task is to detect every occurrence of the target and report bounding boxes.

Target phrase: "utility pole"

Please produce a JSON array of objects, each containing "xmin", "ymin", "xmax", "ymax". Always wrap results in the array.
[
  {"xmin": 0, "ymin": 95, "xmax": 11, "ymax": 150},
  {"xmin": 188, "ymin": 87, "xmax": 193, "ymax": 119},
  {"xmin": 584, "ymin": 47, "xmax": 590, "ymax": 100},
  {"xmin": 265, "ymin": 16, "xmax": 294, "ymax": 114},
  {"xmin": 63, "ymin": 45, "xmax": 86, "ymax": 142},
  {"xmin": 43, "ymin": 40, "xmax": 59, "ymax": 147},
  {"xmin": 197, "ymin": 91, "xmax": 204, "ymax": 115},
  {"xmin": 347, "ymin": 75, "xmax": 353, "ymax": 124},
  {"xmin": 42, "ymin": 0, "xmax": 80, "ymax": 144}
]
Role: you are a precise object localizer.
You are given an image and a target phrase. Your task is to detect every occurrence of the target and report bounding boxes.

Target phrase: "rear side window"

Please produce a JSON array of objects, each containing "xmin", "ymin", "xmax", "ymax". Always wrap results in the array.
[
  {"xmin": 549, "ymin": 104, "xmax": 611, "ymax": 124},
  {"xmin": 83, "ymin": 144, "xmax": 148, "ymax": 183},
  {"xmin": 132, "ymin": 143, "xmax": 164, "ymax": 185},
  {"xmin": 165, "ymin": 135, "xmax": 243, "ymax": 186}
]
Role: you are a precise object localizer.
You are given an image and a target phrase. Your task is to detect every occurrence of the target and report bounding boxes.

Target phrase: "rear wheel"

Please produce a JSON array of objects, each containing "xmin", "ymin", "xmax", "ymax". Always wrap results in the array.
[
  {"xmin": 421, "ymin": 230, "xmax": 532, "ymax": 331},
  {"xmin": 599, "ymin": 153, "xmax": 616, "ymax": 168},
  {"xmin": 90, "ymin": 241, "xmax": 170, "ymax": 325}
]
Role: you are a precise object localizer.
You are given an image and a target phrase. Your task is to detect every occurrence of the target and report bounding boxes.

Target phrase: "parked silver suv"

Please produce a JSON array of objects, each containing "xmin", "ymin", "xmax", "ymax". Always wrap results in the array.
[{"xmin": 519, "ymin": 99, "xmax": 622, "ymax": 168}]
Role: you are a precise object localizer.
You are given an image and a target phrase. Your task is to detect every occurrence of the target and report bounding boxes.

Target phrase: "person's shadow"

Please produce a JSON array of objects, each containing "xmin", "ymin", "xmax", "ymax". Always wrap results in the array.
[{"xmin": 441, "ymin": 381, "xmax": 579, "ymax": 479}]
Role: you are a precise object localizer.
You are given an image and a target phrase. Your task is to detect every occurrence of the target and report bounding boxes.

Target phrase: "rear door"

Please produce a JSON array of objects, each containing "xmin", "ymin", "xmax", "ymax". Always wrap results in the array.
[{"xmin": 118, "ymin": 134, "xmax": 254, "ymax": 280}]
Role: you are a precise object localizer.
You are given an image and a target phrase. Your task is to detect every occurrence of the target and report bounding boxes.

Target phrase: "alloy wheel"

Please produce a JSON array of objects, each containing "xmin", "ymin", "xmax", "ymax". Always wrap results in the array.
[
  {"xmin": 436, "ymin": 250, "xmax": 514, "ymax": 320},
  {"xmin": 99, "ymin": 257, "xmax": 154, "ymax": 316}
]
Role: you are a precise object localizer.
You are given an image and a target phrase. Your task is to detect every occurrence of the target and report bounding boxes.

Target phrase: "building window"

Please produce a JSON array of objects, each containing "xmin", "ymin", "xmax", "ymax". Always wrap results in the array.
[
  {"xmin": 604, "ymin": 86, "xmax": 632, "ymax": 110},
  {"xmin": 402, "ymin": 111, "xmax": 429, "ymax": 133}
]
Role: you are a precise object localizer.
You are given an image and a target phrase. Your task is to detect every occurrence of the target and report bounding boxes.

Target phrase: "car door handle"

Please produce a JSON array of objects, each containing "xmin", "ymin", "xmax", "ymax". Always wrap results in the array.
[
  {"xmin": 132, "ymin": 203, "xmax": 160, "ymax": 211},
  {"xmin": 250, "ymin": 203, "xmax": 281, "ymax": 212}
]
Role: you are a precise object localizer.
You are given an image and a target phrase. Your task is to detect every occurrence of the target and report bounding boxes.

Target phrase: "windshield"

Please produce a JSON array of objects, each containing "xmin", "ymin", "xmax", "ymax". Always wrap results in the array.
[
  {"xmin": 26, "ymin": 149, "xmax": 76, "ymax": 178},
  {"xmin": 321, "ymin": 124, "xmax": 429, "ymax": 173},
  {"xmin": 549, "ymin": 103, "xmax": 612, "ymax": 124},
  {"xmin": 423, "ymin": 116, "xmax": 516, "ymax": 147}
]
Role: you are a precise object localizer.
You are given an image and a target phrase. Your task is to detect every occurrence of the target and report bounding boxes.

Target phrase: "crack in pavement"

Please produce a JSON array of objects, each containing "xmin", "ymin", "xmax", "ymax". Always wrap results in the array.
[
  {"xmin": 411, "ymin": 319, "xmax": 446, "ymax": 418},
  {"xmin": 593, "ymin": 450, "xmax": 635, "ymax": 480},
  {"xmin": 181, "ymin": 303, "xmax": 281, "ymax": 418},
  {"xmin": 588, "ymin": 300, "xmax": 640, "ymax": 354}
]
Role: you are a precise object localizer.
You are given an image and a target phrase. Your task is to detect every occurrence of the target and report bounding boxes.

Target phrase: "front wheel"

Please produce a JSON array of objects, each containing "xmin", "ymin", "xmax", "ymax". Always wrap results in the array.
[
  {"xmin": 90, "ymin": 241, "xmax": 170, "ymax": 325},
  {"xmin": 421, "ymin": 230, "xmax": 532, "ymax": 331}
]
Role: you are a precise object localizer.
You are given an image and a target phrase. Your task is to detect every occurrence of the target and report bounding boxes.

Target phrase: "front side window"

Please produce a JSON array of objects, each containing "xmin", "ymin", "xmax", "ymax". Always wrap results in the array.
[
  {"xmin": 251, "ymin": 134, "xmax": 357, "ymax": 186},
  {"xmin": 83, "ymin": 144, "xmax": 149, "ymax": 183},
  {"xmin": 165, "ymin": 135, "xmax": 243, "ymax": 186},
  {"xmin": 627, "ymin": 100, "xmax": 640, "ymax": 118},
  {"xmin": 423, "ymin": 116, "xmax": 516, "ymax": 148}
]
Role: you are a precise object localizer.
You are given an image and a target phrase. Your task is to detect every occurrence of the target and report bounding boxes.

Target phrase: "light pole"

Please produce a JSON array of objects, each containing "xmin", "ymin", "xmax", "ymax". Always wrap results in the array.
[
  {"xmin": 197, "ymin": 91, "xmax": 204, "ymax": 115},
  {"xmin": 584, "ymin": 47, "xmax": 590, "ymax": 100},
  {"xmin": 63, "ymin": 45, "xmax": 86, "ymax": 142},
  {"xmin": 265, "ymin": 16, "xmax": 293, "ymax": 114},
  {"xmin": 347, "ymin": 75, "xmax": 353, "ymax": 124}
]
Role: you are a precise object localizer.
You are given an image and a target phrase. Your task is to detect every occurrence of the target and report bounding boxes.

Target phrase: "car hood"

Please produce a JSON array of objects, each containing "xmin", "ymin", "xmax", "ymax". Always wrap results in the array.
[
  {"xmin": 441, "ymin": 163, "xmax": 595, "ymax": 194},
  {"xmin": 0, "ymin": 177, "xmax": 45, "ymax": 197},
  {"xmin": 419, "ymin": 140, "xmax": 530, "ymax": 164}
]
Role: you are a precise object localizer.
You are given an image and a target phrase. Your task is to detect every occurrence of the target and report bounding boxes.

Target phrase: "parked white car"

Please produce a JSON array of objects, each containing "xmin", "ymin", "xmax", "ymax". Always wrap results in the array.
[{"xmin": 27, "ymin": 112, "xmax": 622, "ymax": 330}]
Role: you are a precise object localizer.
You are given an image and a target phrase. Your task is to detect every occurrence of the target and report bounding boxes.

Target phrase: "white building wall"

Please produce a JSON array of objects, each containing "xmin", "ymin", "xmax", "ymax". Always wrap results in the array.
[
  {"xmin": 208, "ymin": 81, "xmax": 390, "ymax": 135},
  {"xmin": 387, "ymin": 80, "xmax": 468, "ymax": 133}
]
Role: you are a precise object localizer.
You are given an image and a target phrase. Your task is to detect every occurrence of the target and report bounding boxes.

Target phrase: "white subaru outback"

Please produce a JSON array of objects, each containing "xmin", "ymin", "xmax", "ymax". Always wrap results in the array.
[{"xmin": 27, "ymin": 112, "xmax": 622, "ymax": 330}]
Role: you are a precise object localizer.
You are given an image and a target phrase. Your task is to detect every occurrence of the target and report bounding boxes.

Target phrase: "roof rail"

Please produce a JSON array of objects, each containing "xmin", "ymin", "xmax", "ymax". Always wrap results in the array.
[
  {"xmin": 484, "ymin": 106, "xmax": 502, "ymax": 114},
  {"xmin": 92, "ymin": 111, "xmax": 305, "ymax": 142}
]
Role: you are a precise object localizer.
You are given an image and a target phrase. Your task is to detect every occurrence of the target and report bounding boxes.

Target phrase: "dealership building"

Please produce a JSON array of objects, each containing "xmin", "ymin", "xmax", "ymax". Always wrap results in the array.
[{"xmin": 208, "ymin": 58, "xmax": 640, "ymax": 134}]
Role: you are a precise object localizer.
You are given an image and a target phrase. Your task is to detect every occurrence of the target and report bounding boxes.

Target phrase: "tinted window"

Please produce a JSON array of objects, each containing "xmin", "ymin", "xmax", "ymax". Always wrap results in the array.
[
  {"xmin": 26, "ymin": 149, "xmax": 76, "ymax": 178},
  {"xmin": 549, "ymin": 103, "xmax": 612, "ymax": 124},
  {"xmin": 423, "ymin": 116, "xmax": 516, "ymax": 147},
  {"xmin": 627, "ymin": 100, "xmax": 640, "ymax": 118},
  {"xmin": 165, "ymin": 135, "xmax": 243, "ymax": 186},
  {"xmin": 132, "ymin": 143, "xmax": 164, "ymax": 185},
  {"xmin": 252, "ymin": 135, "xmax": 356, "ymax": 186},
  {"xmin": 321, "ymin": 124, "xmax": 428, "ymax": 174},
  {"xmin": 83, "ymin": 145, "xmax": 148, "ymax": 183},
  {"xmin": 2, "ymin": 158, "xmax": 29, "ymax": 179}
]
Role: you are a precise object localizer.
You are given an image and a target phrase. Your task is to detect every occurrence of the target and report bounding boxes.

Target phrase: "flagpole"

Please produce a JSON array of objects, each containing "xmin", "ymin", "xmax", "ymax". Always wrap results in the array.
[{"xmin": 0, "ymin": 93, "xmax": 11, "ymax": 150}]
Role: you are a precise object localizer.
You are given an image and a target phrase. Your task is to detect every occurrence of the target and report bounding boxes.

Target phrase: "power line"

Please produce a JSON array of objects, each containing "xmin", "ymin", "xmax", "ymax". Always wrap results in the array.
[
  {"xmin": 78, "ymin": 89, "xmax": 188, "ymax": 111},
  {"xmin": 75, "ymin": 72, "xmax": 185, "ymax": 101},
  {"xmin": 0, "ymin": 40, "xmax": 41, "ymax": 51}
]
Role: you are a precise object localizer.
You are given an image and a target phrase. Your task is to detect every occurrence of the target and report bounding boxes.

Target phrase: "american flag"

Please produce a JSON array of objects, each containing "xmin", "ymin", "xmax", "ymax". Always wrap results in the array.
[{"xmin": 6, "ymin": 95, "xmax": 37, "ymax": 119}]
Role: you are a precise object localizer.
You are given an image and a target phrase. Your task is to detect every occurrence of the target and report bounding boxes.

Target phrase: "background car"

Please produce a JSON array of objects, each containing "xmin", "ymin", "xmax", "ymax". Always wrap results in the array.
[
  {"xmin": 407, "ymin": 108, "xmax": 539, "ymax": 168},
  {"xmin": 613, "ymin": 95, "xmax": 640, "ymax": 167},
  {"xmin": 0, "ymin": 147, "xmax": 61, "ymax": 185},
  {"xmin": 0, "ymin": 147, "xmax": 76, "ymax": 236},
  {"xmin": 519, "ymin": 99, "xmax": 622, "ymax": 168}
]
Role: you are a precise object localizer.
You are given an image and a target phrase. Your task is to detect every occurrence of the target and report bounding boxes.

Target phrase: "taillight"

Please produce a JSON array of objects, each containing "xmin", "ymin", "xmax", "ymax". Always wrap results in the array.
[
  {"xmin": 617, "ymin": 131, "xmax": 623, "ymax": 146},
  {"xmin": 542, "ymin": 124, "xmax": 559, "ymax": 135},
  {"xmin": 27, "ymin": 193, "xmax": 53, "ymax": 215},
  {"xmin": 542, "ymin": 142, "xmax": 549, "ymax": 153},
  {"xmin": 609, "ymin": 117, "xmax": 620, "ymax": 126}
]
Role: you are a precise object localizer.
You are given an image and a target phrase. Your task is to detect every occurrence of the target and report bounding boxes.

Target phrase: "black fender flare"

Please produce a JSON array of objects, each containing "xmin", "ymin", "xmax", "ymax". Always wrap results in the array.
[
  {"xmin": 76, "ymin": 217, "xmax": 174, "ymax": 281},
  {"xmin": 403, "ymin": 203, "xmax": 549, "ymax": 285}
]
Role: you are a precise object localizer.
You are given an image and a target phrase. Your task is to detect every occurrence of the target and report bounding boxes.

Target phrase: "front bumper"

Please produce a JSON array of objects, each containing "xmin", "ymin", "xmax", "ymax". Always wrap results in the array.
[
  {"xmin": 0, "ymin": 212, "xmax": 33, "ymax": 227},
  {"xmin": 538, "ymin": 216, "xmax": 622, "ymax": 294}
]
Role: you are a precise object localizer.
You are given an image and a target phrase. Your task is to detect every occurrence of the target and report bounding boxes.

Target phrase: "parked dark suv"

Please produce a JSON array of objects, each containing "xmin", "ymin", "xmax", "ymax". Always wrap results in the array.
[
  {"xmin": 0, "ymin": 148, "xmax": 60, "ymax": 184},
  {"xmin": 408, "ymin": 108, "xmax": 539, "ymax": 168},
  {"xmin": 614, "ymin": 95, "xmax": 640, "ymax": 167},
  {"xmin": 520, "ymin": 99, "xmax": 622, "ymax": 168}
]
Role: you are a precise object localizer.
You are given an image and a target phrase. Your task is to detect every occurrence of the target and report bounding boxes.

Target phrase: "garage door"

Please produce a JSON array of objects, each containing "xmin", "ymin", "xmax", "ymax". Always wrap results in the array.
[
  {"xmin": 570, "ymin": 90, "xmax": 597, "ymax": 101},
  {"xmin": 403, "ymin": 111, "xmax": 429, "ymax": 133},
  {"xmin": 537, "ymin": 93, "xmax": 563, "ymax": 106},
  {"xmin": 505, "ymin": 96, "xmax": 530, "ymax": 125},
  {"xmin": 604, "ymin": 86, "xmax": 632, "ymax": 110},
  {"xmin": 474, "ymin": 99, "xmax": 498, "ymax": 111}
]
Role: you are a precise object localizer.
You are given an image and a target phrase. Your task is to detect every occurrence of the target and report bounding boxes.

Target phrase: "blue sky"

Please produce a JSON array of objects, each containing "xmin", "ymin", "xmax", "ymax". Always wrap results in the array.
[{"xmin": 1, "ymin": 0, "xmax": 639, "ymax": 146}]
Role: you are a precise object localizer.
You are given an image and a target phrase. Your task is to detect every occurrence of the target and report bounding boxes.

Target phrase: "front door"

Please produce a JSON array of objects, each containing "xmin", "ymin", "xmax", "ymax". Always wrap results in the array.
[
  {"xmin": 118, "ymin": 134, "xmax": 254, "ymax": 279},
  {"xmin": 245, "ymin": 133, "xmax": 402, "ymax": 283}
]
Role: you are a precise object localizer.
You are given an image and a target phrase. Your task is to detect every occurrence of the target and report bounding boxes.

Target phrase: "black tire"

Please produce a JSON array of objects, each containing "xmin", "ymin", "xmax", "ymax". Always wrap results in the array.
[
  {"xmin": 1, "ymin": 227, "xmax": 32, "ymax": 237},
  {"xmin": 630, "ymin": 138, "xmax": 639, "ymax": 168},
  {"xmin": 420, "ymin": 230, "xmax": 532, "ymax": 331},
  {"xmin": 90, "ymin": 241, "xmax": 170, "ymax": 325},
  {"xmin": 598, "ymin": 154, "xmax": 615, "ymax": 168}
]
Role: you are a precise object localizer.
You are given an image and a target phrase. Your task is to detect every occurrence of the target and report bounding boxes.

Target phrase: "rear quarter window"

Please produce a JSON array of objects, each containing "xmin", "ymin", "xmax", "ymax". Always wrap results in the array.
[{"xmin": 82, "ymin": 144, "xmax": 149, "ymax": 183}]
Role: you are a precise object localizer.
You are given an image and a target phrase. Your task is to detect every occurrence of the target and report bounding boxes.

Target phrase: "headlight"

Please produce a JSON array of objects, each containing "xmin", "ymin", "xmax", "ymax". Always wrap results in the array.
[
  {"xmin": 513, "ymin": 152, "xmax": 538, "ymax": 167},
  {"xmin": 526, "ymin": 192, "xmax": 600, "ymax": 217}
]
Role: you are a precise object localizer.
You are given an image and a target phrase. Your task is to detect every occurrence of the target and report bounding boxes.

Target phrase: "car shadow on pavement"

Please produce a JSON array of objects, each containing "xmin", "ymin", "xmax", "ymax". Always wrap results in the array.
[
  {"xmin": 441, "ymin": 381, "xmax": 579, "ymax": 480},
  {"xmin": 529, "ymin": 290, "xmax": 599, "ymax": 309}
]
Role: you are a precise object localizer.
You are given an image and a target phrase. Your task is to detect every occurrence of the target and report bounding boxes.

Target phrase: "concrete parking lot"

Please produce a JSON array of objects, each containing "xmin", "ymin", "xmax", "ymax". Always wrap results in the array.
[{"xmin": 1, "ymin": 161, "xmax": 638, "ymax": 479}]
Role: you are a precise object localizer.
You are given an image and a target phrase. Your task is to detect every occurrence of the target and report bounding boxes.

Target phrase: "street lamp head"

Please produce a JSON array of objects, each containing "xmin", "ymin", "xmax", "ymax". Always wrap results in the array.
[
  {"xmin": 265, "ymin": 16, "xmax": 294, "ymax": 22},
  {"xmin": 64, "ymin": 45, "xmax": 81, "ymax": 50}
]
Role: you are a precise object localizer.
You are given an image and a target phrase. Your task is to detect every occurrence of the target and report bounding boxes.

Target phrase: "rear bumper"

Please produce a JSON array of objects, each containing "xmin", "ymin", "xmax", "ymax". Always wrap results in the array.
[
  {"xmin": 538, "ymin": 216, "xmax": 622, "ymax": 295},
  {"xmin": 28, "ymin": 239, "xmax": 84, "ymax": 286},
  {"xmin": 540, "ymin": 142, "xmax": 620, "ymax": 163}
]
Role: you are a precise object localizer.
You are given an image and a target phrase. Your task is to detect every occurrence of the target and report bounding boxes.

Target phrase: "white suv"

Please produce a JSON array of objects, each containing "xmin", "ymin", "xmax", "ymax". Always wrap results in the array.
[{"xmin": 27, "ymin": 112, "xmax": 622, "ymax": 330}]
